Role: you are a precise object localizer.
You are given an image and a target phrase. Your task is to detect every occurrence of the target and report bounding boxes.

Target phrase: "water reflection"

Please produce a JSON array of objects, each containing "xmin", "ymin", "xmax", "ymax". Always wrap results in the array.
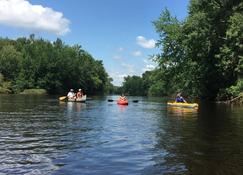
[
  {"xmin": 64, "ymin": 102, "xmax": 87, "ymax": 113},
  {"xmin": 152, "ymin": 102, "xmax": 243, "ymax": 174},
  {"xmin": 167, "ymin": 106, "xmax": 198, "ymax": 117},
  {"xmin": 1, "ymin": 95, "xmax": 243, "ymax": 174},
  {"xmin": 118, "ymin": 104, "xmax": 128, "ymax": 112}
]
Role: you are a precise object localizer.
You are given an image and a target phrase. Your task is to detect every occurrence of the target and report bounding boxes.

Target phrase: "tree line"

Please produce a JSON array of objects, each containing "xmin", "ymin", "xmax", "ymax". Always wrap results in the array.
[
  {"xmin": 0, "ymin": 34, "xmax": 113, "ymax": 95},
  {"xmin": 120, "ymin": 0, "xmax": 243, "ymax": 101}
]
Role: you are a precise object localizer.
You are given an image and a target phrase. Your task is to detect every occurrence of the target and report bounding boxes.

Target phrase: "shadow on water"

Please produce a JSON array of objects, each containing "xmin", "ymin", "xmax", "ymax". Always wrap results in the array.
[{"xmin": 147, "ymin": 101, "xmax": 243, "ymax": 174}]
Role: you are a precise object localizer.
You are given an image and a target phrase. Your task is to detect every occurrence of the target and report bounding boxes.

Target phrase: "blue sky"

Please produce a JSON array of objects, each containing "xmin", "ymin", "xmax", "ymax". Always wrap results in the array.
[{"xmin": 0, "ymin": 0, "xmax": 189, "ymax": 86}]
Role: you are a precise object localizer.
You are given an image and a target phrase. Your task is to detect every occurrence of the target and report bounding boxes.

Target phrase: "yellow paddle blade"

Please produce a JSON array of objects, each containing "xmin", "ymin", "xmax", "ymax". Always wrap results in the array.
[{"xmin": 59, "ymin": 96, "xmax": 67, "ymax": 101}]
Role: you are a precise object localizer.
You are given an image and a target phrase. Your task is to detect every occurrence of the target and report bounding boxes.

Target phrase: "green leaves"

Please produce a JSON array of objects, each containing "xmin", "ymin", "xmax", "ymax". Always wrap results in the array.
[
  {"xmin": 0, "ymin": 45, "xmax": 22, "ymax": 80},
  {"xmin": 147, "ymin": 0, "xmax": 243, "ymax": 100},
  {"xmin": 122, "ymin": 76, "xmax": 144, "ymax": 96},
  {"xmin": 0, "ymin": 36, "xmax": 110, "ymax": 94}
]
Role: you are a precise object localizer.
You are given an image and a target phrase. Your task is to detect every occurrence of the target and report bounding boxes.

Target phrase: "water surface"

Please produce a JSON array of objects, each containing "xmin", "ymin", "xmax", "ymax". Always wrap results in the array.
[{"xmin": 0, "ymin": 95, "xmax": 243, "ymax": 174}]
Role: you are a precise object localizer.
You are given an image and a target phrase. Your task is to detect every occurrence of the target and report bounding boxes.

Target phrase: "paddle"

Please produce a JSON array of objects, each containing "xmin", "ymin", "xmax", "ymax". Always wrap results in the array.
[
  {"xmin": 59, "ymin": 96, "xmax": 67, "ymax": 101},
  {"xmin": 107, "ymin": 99, "xmax": 139, "ymax": 103}
]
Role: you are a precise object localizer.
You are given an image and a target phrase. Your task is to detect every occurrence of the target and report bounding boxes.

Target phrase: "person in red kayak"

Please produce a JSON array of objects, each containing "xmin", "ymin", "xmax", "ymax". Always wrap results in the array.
[
  {"xmin": 119, "ymin": 93, "xmax": 127, "ymax": 101},
  {"xmin": 175, "ymin": 93, "xmax": 187, "ymax": 103}
]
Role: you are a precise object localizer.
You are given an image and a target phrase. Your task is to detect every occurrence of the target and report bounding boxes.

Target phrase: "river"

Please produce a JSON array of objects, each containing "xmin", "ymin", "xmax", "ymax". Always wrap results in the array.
[{"xmin": 0, "ymin": 95, "xmax": 243, "ymax": 174}]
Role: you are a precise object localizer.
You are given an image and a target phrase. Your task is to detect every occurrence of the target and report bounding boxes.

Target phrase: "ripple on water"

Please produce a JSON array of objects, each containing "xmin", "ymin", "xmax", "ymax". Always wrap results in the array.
[{"xmin": 1, "ymin": 96, "xmax": 243, "ymax": 174}]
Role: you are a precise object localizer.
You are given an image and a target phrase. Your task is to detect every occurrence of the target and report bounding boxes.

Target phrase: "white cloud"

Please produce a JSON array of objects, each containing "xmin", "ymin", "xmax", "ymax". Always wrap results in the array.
[
  {"xmin": 117, "ymin": 47, "xmax": 124, "ymax": 52},
  {"xmin": 109, "ymin": 72, "xmax": 127, "ymax": 86},
  {"xmin": 0, "ymin": 0, "xmax": 70, "ymax": 35},
  {"xmin": 142, "ymin": 64, "xmax": 156, "ymax": 72},
  {"xmin": 136, "ymin": 36, "xmax": 156, "ymax": 49},
  {"xmin": 132, "ymin": 50, "xmax": 142, "ymax": 57},
  {"xmin": 146, "ymin": 64, "xmax": 155, "ymax": 69},
  {"xmin": 143, "ymin": 59, "xmax": 149, "ymax": 64},
  {"xmin": 121, "ymin": 63, "xmax": 135, "ymax": 74},
  {"xmin": 113, "ymin": 55, "xmax": 123, "ymax": 60}
]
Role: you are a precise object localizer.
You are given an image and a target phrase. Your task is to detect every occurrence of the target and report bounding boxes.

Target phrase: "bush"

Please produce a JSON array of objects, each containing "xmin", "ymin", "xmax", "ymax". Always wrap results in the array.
[
  {"xmin": 0, "ymin": 87, "xmax": 11, "ymax": 94},
  {"xmin": 20, "ymin": 89, "xmax": 47, "ymax": 95},
  {"xmin": 217, "ymin": 80, "xmax": 243, "ymax": 100},
  {"xmin": 227, "ymin": 80, "xmax": 243, "ymax": 96}
]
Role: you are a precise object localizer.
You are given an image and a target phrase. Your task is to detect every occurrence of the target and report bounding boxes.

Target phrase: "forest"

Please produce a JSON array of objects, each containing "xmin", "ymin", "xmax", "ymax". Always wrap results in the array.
[
  {"xmin": 0, "ymin": 0, "xmax": 242, "ymax": 101},
  {"xmin": 120, "ymin": 0, "xmax": 243, "ymax": 101},
  {"xmin": 0, "ymin": 34, "xmax": 113, "ymax": 95}
]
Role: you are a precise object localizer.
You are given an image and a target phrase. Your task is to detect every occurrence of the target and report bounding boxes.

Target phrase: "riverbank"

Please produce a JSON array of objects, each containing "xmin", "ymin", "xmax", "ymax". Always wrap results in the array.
[
  {"xmin": 20, "ymin": 89, "xmax": 47, "ymax": 95},
  {"xmin": 0, "ymin": 88, "xmax": 47, "ymax": 95},
  {"xmin": 0, "ymin": 87, "xmax": 11, "ymax": 94},
  {"xmin": 226, "ymin": 93, "xmax": 243, "ymax": 104}
]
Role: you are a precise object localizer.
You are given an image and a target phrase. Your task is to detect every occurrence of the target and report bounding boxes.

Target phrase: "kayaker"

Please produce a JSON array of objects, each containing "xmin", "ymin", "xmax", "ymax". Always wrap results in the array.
[
  {"xmin": 175, "ymin": 93, "xmax": 187, "ymax": 103},
  {"xmin": 76, "ymin": 89, "xmax": 83, "ymax": 98},
  {"xmin": 119, "ymin": 94, "xmax": 127, "ymax": 101},
  {"xmin": 67, "ymin": 89, "xmax": 76, "ymax": 99}
]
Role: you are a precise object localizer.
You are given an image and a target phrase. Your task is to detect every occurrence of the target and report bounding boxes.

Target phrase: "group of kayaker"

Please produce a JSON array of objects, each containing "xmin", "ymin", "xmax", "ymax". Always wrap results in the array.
[
  {"xmin": 65, "ymin": 90, "xmax": 186, "ymax": 104},
  {"xmin": 118, "ymin": 92, "xmax": 186, "ymax": 103},
  {"xmin": 67, "ymin": 89, "xmax": 84, "ymax": 99},
  {"xmin": 63, "ymin": 89, "xmax": 187, "ymax": 105}
]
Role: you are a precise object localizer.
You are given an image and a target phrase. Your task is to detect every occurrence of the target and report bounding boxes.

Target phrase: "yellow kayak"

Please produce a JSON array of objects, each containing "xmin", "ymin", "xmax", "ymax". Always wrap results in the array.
[{"xmin": 167, "ymin": 102, "xmax": 199, "ymax": 108}]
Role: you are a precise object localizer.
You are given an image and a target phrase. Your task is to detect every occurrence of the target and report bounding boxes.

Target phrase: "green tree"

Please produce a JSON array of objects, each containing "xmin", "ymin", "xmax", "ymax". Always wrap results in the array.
[
  {"xmin": 0, "ymin": 35, "xmax": 111, "ymax": 95},
  {"xmin": 0, "ymin": 45, "xmax": 22, "ymax": 80},
  {"xmin": 151, "ymin": 0, "xmax": 243, "ymax": 100},
  {"xmin": 122, "ymin": 75, "xmax": 144, "ymax": 96}
]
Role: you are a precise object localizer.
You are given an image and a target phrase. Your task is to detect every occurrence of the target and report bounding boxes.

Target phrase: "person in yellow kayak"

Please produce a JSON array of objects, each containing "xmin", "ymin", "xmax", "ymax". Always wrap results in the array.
[
  {"xmin": 175, "ymin": 93, "xmax": 187, "ymax": 103},
  {"xmin": 67, "ymin": 89, "xmax": 76, "ymax": 99}
]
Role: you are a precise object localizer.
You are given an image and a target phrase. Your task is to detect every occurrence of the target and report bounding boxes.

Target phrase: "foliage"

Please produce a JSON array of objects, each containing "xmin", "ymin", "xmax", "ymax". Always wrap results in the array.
[
  {"xmin": 122, "ymin": 75, "xmax": 144, "ymax": 96},
  {"xmin": 20, "ymin": 89, "xmax": 47, "ymax": 95},
  {"xmin": 0, "ymin": 73, "xmax": 12, "ymax": 94},
  {"xmin": 120, "ymin": 1, "xmax": 242, "ymax": 100},
  {"xmin": 227, "ymin": 79, "xmax": 243, "ymax": 97},
  {"xmin": 0, "ymin": 35, "xmax": 112, "ymax": 95},
  {"xmin": 0, "ymin": 87, "xmax": 11, "ymax": 94},
  {"xmin": 0, "ymin": 45, "xmax": 21, "ymax": 80},
  {"xmin": 150, "ymin": 0, "xmax": 243, "ymax": 100}
]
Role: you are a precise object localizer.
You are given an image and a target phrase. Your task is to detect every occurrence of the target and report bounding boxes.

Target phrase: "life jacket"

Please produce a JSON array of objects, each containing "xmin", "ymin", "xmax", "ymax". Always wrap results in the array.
[
  {"xmin": 176, "ymin": 96, "xmax": 185, "ymax": 102},
  {"xmin": 76, "ymin": 92, "xmax": 82, "ymax": 98}
]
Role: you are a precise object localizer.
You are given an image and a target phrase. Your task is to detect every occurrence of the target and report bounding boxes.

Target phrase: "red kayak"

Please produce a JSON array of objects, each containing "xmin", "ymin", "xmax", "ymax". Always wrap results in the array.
[{"xmin": 117, "ymin": 99, "xmax": 128, "ymax": 105}]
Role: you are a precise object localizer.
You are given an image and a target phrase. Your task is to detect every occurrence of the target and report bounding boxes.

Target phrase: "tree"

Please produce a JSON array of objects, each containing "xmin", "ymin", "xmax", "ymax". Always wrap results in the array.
[
  {"xmin": 0, "ymin": 35, "xmax": 111, "ymax": 95},
  {"xmin": 151, "ymin": 0, "xmax": 243, "ymax": 100},
  {"xmin": 0, "ymin": 45, "xmax": 22, "ymax": 80},
  {"xmin": 122, "ymin": 75, "xmax": 144, "ymax": 96}
]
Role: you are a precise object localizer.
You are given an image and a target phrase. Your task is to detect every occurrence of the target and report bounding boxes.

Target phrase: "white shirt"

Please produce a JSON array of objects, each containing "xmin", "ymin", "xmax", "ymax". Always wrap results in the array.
[{"xmin": 67, "ymin": 92, "xmax": 75, "ymax": 98}]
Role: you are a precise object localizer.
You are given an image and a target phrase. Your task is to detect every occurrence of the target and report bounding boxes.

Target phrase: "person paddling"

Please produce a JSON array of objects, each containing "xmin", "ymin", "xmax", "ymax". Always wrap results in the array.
[
  {"xmin": 67, "ymin": 89, "xmax": 76, "ymax": 99},
  {"xmin": 119, "ymin": 94, "xmax": 127, "ymax": 101},
  {"xmin": 175, "ymin": 93, "xmax": 187, "ymax": 103},
  {"xmin": 76, "ymin": 89, "xmax": 83, "ymax": 98}
]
